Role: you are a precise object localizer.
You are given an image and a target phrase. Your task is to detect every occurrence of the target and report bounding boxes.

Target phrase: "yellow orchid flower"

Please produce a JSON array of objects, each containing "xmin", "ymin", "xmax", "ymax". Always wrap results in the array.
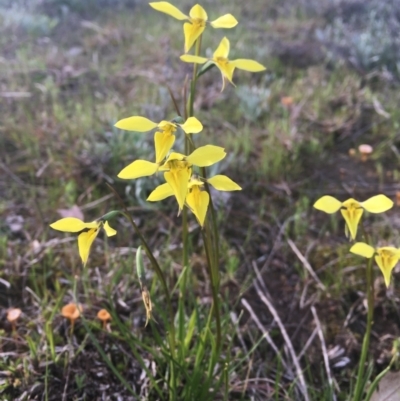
[
  {"xmin": 350, "ymin": 242, "xmax": 400, "ymax": 287},
  {"xmin": 149, "ymin": 2, "xmax": 238, "ymax": 52},
  {"xmin": 180, "ymin": 37, "xmax": 266, "ymax": 91},
  {"xmin": 186, "ymin": 177, "xmax": 209, "ymax": 226},
  {"xmin": 119, "ymin": 145, "xmax": 226, "ymax": 211},
  {"xmin": 148, "ymin": 174, "xmax": 241, "ymax": 226},
  {"xmin": 50, "ymin": 217, "xmax": 117, "ymax": 266},
  {"xmin": 115, "ymin": 116, "xmax": 202, "ymax": 164},
  {"xmin": 313, "ymin": 195, "xmax": 393, "ymax": 240}
]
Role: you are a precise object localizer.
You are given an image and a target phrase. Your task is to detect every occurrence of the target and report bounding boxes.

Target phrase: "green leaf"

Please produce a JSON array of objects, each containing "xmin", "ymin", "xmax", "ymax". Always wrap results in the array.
[
  {"xmin": 196, "ymin": 61, "xmax": 215, "ymax": 79},
  {"xmin": 369, "ymin": 371, "xmax": 400, "ymax": 401},
  {"xmin": 136, "ymin": 246, "xmax": 145, "ymax": 283}
]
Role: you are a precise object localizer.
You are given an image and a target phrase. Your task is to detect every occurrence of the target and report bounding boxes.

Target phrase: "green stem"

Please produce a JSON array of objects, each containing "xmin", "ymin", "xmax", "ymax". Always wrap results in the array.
[
  {"xmin": 202, "ymin": 226, "xmax": 221, "ymax": 352},
  {"xmin": 353, "ymin": 225, "xmax": 375, "ymax": 401},
  {"xmin": 186, "ymin": 35, "xmax": 222, "ymax": 352},
  {"xmin": 105, "ymin": 184, "xmax": 176, "ymax": 355},
  {"xmin": 119, "ymin": 211, "xmax": 176, "ymax": 349},
  {"xmin": 365, "ymin": 353, "xmax": 397, "ymax": 401},
  {"xmin": 119, "ymin": 209, "xmax": 177, "ymax": 399},
  {"xmin": 188, "ymin": 36, "xmax": 202, "ymax": 118}
]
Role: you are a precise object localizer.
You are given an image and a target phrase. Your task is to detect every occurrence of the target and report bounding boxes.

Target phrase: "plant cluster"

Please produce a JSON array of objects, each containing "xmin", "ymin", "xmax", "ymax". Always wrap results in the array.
[
  {"xmin": 47, "ymin": 2, "xmax": 266, "ymax": 398},
  {"xmin": 314, "ymin": 193, "xmax": 397, "ymax": 400}
]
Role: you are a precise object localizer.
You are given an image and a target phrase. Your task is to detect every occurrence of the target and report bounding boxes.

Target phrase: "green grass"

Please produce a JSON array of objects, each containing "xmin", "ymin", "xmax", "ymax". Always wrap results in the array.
[{"xmin": 1, "ymin": 0, "xmax": 400, "ymax": 399}]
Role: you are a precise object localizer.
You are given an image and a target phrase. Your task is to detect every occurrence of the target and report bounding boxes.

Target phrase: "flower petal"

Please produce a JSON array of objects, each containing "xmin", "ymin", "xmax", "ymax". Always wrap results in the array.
[
  {"xmin": 360, "ymin": 194, "xmax": 394, "ymax": 213},
  {"xmin": 213, "ymin": 37, "xmax": 230, "ymax": 59},
  {"xmin": 147, "ymin": 183, "xmax": 174, "ymax": 201},
  {"xmin": 179, "ymin": 117, "xmax": 203, "ymax": 134},
  {"xmin": 350, "ymin": 242, "xmax": 375, "ymax": 258},
  {"xmin": 180, "ymin": 54, "xmax": 209, "ymax": 64},
  {"xmin": 313, "ymin": 196, "xmax": 342, "ymax": 214},
  {"xmin": 375, "ymin": 252, "xmax": 398, "ymax": 287},
  {"xmin": 207, "ymin": 175, "xmax": 241, "ymax": 191},
  {"xmin": 210, "ymin": 14, "xmax": 238, "ymax": 28},
  {"xmin": 183, "ymin": 22, "xmax": 206, "ymax": 53},
  {"xmin": 149, "ymin": 1, "xmax": 188, "ymax": 20},
  {"xmin": 114, "ymin": 116, "xmax": 158, "ymax": 132},
  {"xmin": 189, "ymin": 4, "xmax": 207, "ymax": 20},
  {"xmin": 118, "ymin": 160, "xmax": 158, "ymax": 179},
  {"xmin": 154, "ymin": 131, "xmax": 175, "ymax": 164},
  {"xmin": 164, "ymin": 169, "xmax": 190, "ymax": 211},
  {"xmin": 103, "ymin": 221, "xmax": 117, "ymax": 237},
  {"xmin": 164, "ymin": 152, "xmax": 185, "ymax": 164},
  {"xmin": 341, "ymin": 208, "xmax": 363, "ymax": 240},
  {"xmin": 215, "ymin": 61, "xmax": 235, "ymax": 89},
  {"xmin": 186, "ymin": 187, "xmax": 209, "ymax": 227},
  {"xmin": 186, "ymin": 145, "xmax": 226, "ymax": 167},
  {"xmin": 78, "ymin": 228, "xmax": 99, "ymax": 266},
  {"xmin": 50, "ymin": 217, "xmax": 98, "ymax": 233},
  {"xmin": 230, "ymin": 58, "xmax": 266, "ymax": 72}
]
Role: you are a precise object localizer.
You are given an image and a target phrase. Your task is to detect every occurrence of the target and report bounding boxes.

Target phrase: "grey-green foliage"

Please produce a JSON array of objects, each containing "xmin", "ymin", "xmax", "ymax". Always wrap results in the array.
[
  {"xmin": 316, "ymin": 0, "xmax": 400, "ymax": 78},
  {"xmin": 0, "ymin": 4, "xmax": 58, "ymax": 35},
  {"xmin": 236, "ymin": 84, "xmax": 270, "ymax": 121}
]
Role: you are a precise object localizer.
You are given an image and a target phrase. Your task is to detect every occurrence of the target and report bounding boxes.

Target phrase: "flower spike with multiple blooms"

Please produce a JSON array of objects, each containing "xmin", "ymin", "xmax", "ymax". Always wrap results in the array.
[
  {"xmin": 181, "ymin": 37, "xmax": 266, "ymax": 91},
  {"xmin": 313, "ymin": 194, "xmax": 393, "ymax": 240},
  {"xmin": 50, "ymin": 217, "xmax": 116, "ymax": 266},
  {"xmin": 350, "ymin": 242, "xmax": 400, "ymax": 287},
  {"xmin": 148, "ymin": 174, "xmax": 241, "ymax": 226},
  {"xmin": 118, "ymin": 145, "xmax": 226, "ymax": 211},
  {"xmin": 149, "ymin": 2, "xmax": 238, "ymax": 52},
  {"xmin": 115, "ymin": 116, "xmax": 203, "ymax": 164}
]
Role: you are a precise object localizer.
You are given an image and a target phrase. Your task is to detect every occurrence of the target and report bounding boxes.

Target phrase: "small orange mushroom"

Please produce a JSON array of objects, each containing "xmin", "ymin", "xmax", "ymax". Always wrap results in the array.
[
  {"xmin": 7, "ymin": 308, "xmax": 21, "ymax": 333},
  {"xmin": 281, "ymin": 96, "xmax": 294, "ymax": 107},
  {"xmin": 97, "ymin": 309, "xmax": 111, "ymax": 330},
  {"xmin": 61, "ymin": 303, "xmax": 83, "ymax": 332},
  {"xmin": 358, "ymin": 144, "xmax": 373, "ymax": 162}
]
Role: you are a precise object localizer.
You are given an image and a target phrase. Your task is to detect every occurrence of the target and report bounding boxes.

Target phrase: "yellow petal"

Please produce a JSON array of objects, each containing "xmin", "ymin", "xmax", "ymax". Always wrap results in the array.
[
  {"xmin": 164, "ymin": 169, "xmax": 190, "ymax": 211},
  {"xmin": 360, "ymin": 194, "xmax": 394, "ymax": 213},
  {"xmin": 215, "ymin": 61, "xmax": 235, "ymax": 89},
  {"xmin": 179, "ymin": 117, "xmax": 203, "ymax": 134},
  {"xmin": 164, "ymin": 152, "xmax": 185, "ymax": 164},
  {"xmin": 78, "ymin": 228, "xmax": 99, "ymax": 266},
  {"xmin": 188, "ymin": 177, "xmax": 204, "ymax": 188},
  {"xmin": 50, "ymin": 217, "xmax": 98, "ymax": 233},
  {"xmin": 186, "ymin": 145, "xmax": 226, "ymax": 167},
  {"xmin": 375, "ymin": 250, "xmax": 399, "ymax": 287},
  {"xmin": 114, "ymin": 116, "xmax": 158, "ymax": 132},
  {"xmin": 189, "ymin": 4, "xmax": 207, "ymax": 21},
  {"xmin": 183, "ymin": 22, "xmax": 206, "ymax": 53},
  {"xmin": 341, "ymin": 208, "xmax": 363, "ymax": 240},
  {"xmin": 118, "ymin": 160, "xmax": 158, "ymax": 179},
  {"xmin": 350, "ymin": 242, "xmax": 375, "ymax": 258},
  {"xmin": 186, "ymin": 187, "xmax": 209, "ymax": 227},
  {"xmin": 213, "ymin": 37, "xmax": 230, "ymax": 59},
  {"xmin": 103, "ymin": 221, "xmax": 117, "ymax": 237},
  {"xmin": 379, "ymin": 246, "xmax": 400, "ymax": 255},
  {"xmin": 207, "ymin": 175, "xmax": 241, "ymax": 191},
  {"xmin": 230, "ymin": 59, "xmax": 266, "ymax": 72},
  {"xmin": 147, "ymin": 183, "xmax": 174, "ymax": 201},
  {"xmin": 341, "ymin": 198, "xmax": 360, "ymax": 209},
  {"xmin": 149, "ymin": 1, "xmax": 188, "ymax": 20},
  {"xmin": 180, "ymin": 54, "xmax": 209, "ymax": 64},
  {"xmin": 210, "ymin": 14, "xmax": 238, "ymax": 28},
  {"xmin": 154, "ymin": 131, "xmax": 175, "ymax": 164},
  {"xmin": 313, "ymin": 196, "xmax": 342, "ymax": 214}
]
